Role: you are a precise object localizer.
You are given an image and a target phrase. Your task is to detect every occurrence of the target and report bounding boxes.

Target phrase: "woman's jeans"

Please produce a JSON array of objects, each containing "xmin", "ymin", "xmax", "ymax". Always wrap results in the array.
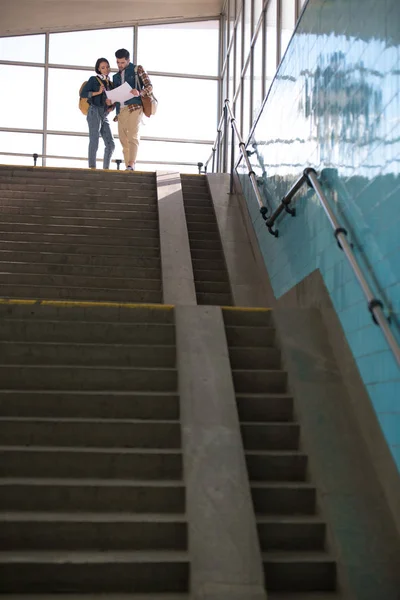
[{"xmin": 87, "ymin": 105, "xmax": 115, "ymax": 169}]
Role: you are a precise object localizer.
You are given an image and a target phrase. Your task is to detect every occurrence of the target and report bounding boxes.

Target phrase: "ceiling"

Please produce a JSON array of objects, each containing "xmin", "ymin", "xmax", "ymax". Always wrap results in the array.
[{"xmin": 1, "ymin": 0, "xmax": 224, "ymax": 37}]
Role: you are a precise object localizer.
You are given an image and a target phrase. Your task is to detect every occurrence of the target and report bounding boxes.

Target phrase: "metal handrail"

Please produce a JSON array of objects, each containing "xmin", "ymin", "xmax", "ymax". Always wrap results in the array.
[
  {"xmin": 202, "ymin": 99, "xmax": 268, "ymax": 221},
  {"xmin": 265, "ymin": 167, "xmax": 400, "ymax": 368}
]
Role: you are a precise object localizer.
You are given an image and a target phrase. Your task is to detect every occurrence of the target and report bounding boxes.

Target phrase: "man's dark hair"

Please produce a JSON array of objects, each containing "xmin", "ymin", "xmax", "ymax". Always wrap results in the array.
[
  {"xmin": 115, "ymin": 48, "xmax": 130, "ymax": 60},
  {"xmin": 94, "ymin": 57, "xmax": 109, "ymax": 74}
]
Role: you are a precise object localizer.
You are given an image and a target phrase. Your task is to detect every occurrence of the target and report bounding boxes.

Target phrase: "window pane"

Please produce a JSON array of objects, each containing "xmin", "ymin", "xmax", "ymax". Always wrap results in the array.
[
  {"xmin": 242, "ymin": 64, "xmax": 251, "ymax": 140},
  {"xmin": 46, "ymin": 134, "xmax": 116, "ymax": 164},
  {"xmin": 235, "ymin": 11, "xmax": 243, "ymax": 85},
  {"xmin": 0, "ymin": 131, "xmax": 43, "ymax": 155},
  {"xmin": 0, "ymin": 154, "xmax": 41, "ymax": 166},
  {"xmin": 228, "ymin": 52, "xmax": 235, "ymax": 101},
  {"xmin": 244, "ymin": 0, "xmax": 252, "ymax": 57},
  {"xmin": 281, "ymin": 0, "xmax": 295, "ymax": 58},
  {"xmin": 49, "ymin": 28, "xmax": 134, "ymax": 68},
  {"xmin": 0, "ymin": 34, "xmax": 45, "ymax": 63},
  {"xmin": 138, "ymin": 21, "xmax": 219, "ymax": 76},
  {"xmin": 140, "ymin": 140, "xmax": 211, "ymax": 165},
  {"xmin": 144, "ymin": 163, "xmax": 199, "ymax": 174},
  {"xmin": 47, "ymin": 68, "xmax": 119, "ymax": 135},
  {"xmin": 266, "ymin": 0, "xmax": 278, "ymax": 79},
  {"xmin": 253, "ymin": 28, "xmax": 263, "ymax": 118},
  {"xmin": 253, "ymin": 0, "xmax": 263, "ymax": 31},
  {"xmin": 46, "ymin": 158, "xmax": 95, "ymax": 169},
  {"xmin": 228, "ymin": 0, "xmax": 235, "ymax": 46},
  {"xmin": 140, "ymin": 76, "xmax": 217, "ymax": 140},
  {"xmin": 0, "ymin": 66, "xmax": 44, "ymax": 129}
]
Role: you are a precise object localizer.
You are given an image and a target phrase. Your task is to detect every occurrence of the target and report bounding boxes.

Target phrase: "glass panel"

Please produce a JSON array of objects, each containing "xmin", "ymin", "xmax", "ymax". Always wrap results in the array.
[
  {"xmin": 47, "ymin": 68, "xmax": 120, "ymax": 135},
  {"xmin": 0, "ymin": 65, "xmax": 44, "ymax": 129},
  {"xmin": 266, "ymin": 0, "xmax": 278, "ymax": 79},
  {"xmin": 244, "ymin": 0, "xmax": 252, "ymax": 56},
  {"xmin": 233, "ymin": 86, "xmax": 242, "ymax": 140},
  {"xmin": 46, "ymin": 157, "xmax": 95, "ymax": 169},
  {"xmin": 139, "ymin": 76, "xmax": 218, "ymax": 141},
  {"xmin": 281, "ymin": 0, "xmax": 295, "ymax": 58},
  {"xmin": 47, "ymin": 134, "xmax": 94, "ymax": 158},
  {"xmin": 139, "ymin": 140, "xmax": 211, "ymax": 165},
  {"xmin": 0, "ymin": 34, "xmax": 45, "ymax": 63},
  {"xmin": 253, "ymin": 27, "xmax": 263, "ymax": 118},
  {"xmin": 253, "ymin": 0, "xmax": 264, "ymax": 32},
  {"xmin": 235, "ymin": 13, "xmax": 243, "ymax": 90},
  {"xmin": 0, "ymin": 131, "xmax": 43, "ymax": 155},
  {"xmin": 228, "ymin": 0, "xmax": 236, "ymax": 46},
  {"xmin": 242, "ymin": 63, "xmax": 251, "ymax": 140},
  {"xmin": 228, "ymin": 51, "xmax": 235, "ymax": 101},
  {"xmin": 137, "ymin": 21, "xmax": 219, "ymax": 76},
  {"xmin": 49, "ymin": 28, "xmax": 134, "ymax": 68},
  {"xmin": 0, "ymin": 154, "xmax": 41, "ymax": 166}
]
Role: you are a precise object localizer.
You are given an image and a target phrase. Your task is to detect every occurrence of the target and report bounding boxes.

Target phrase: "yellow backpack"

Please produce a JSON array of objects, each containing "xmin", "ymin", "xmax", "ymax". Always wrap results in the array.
[{"xmin": 79, "ymin": 77, "xmax": 102, "ymax": 115}]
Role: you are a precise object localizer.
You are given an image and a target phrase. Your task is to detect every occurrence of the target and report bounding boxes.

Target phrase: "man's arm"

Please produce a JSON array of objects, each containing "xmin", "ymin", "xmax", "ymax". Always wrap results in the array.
[{"xmin": 137, "ymin": 65, "xmax": 153, "ymax": 97}]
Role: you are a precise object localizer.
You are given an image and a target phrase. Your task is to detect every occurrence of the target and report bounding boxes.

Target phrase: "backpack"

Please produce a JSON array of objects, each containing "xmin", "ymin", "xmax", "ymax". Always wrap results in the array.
[{"xmin": 79, "ymin": 77, "xmax": 103, "ymax": 115}]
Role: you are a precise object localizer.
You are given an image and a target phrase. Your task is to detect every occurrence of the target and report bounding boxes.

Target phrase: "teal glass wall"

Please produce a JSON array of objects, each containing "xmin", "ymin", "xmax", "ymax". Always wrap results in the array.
[{"xmin": 239, "ymin": 0, "xmax": 400, "ymax": 468}]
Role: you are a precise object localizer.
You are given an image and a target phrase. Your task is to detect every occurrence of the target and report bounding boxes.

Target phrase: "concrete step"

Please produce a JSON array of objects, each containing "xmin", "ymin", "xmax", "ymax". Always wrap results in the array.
[
  {"xmin": 188, "ymin": 238, "xmax": 221, "ymax": 251},
  {"xmin": 0, "ymin": 221, "xmax": 159, "ymax": 240},
  {"xmin": 0, "ymin": 197, "xmax": 158, "ymax": 212},
  {"xmin": 0, "ymin": 478, "xmax": 184, "ymax": 513},
  {"xmin": 0, "ymin": 418, "xmax": 181, "ymax": 449},
  {"xmin": 186, "ymin": 221, "xmax": 218, "ymax": 233},
  {"xmin": 181, "ymin": 204, "xmax": 214, "ymax": 216},
  {"xmin": 0, "ymin": 249, "xmax": 161, "ymax": 269},
  {"xmin": 251, "ymin": 482, "xmax": 316, "ymax": 515},
  {"xmin": 263, "ymin": 552, "xmax": 336, "ymax": 592},
  {"xmin": 0, "ymin": 230, "xmax": 160, "ymax": 248},
  {"xmin": 0, "ymin": 319, "xmax": 175, "ymax": 344},
  {"xmin": 0, "ymin": 174, "xmax": 157, "ymax": 189},
  {"xmin": 257, "ymin": 516, "xmax": 326, "ymax": 551},
  {"xmin": 0, "ymin": 240, "xmax": 161, "ymax": 258},
  {"xmin": 190, "ymin": 248, "xmax": 226, "ymax": 261},
  {"xmin": 185, "ymin": 213, "xmax": 216, "ymax": 223},
  {"xmin": 196, "ymin": 292, "xmax": 232, "ymax": 306},
  {"xmin": 232, "ymin": 369, "xmax": 287, "ymax": 393},
  {"xmin": 267, "ymin": 594, "xmax": 343, "ymax": 600},
  {"xmin": 0, "ymin": 447, "xmax": 183, "ymax": 479},
  {"xmin": 246, "ymin": 450, "xmax": 307, "ymax": 481},
  {"xmin": 223, "ymin": 308, "xmax": 273, "ymax": 327},
  {"xmin": 241, "ymin": 422, "xmax": 300, "ymax": 450},
  {"xmin": 0, "ymin": 365, "xmax": 177, "ymax": 392},
  {"xmin": 225, "ymin": 325, "xmax": 276, "ymax": 347},
  {"xmin": 0, "ymin": 260, "xmax": 161, "ymax": 281},
  {"xmin": 0, "ymin": 512, "xmax": 187, "ymax": 551},
  {"xmin": 0, "ymin": 549, "xmax": 189, "ymax": 593},
  {"xmin": 193, "ymin": 269, "xmax": 228, "ymax": 282},
  {"xmin": 0, "ymin": 390, "xmax": 180, "ymax": 420},
  {"xmin": 0, "ymin": 341, "xmax": 175, "ymax": 367},
  {"xmin": 229, "ymin": 346, "xmax": 281, "ymax": 369},
  {"xmin": 0, "ymin": 191, "xmax": 157, "ymax": 204},
  {"xmin": 195, "ymin": 280, "xmax": 230, "ymax": 294},
  {"xmin": 236, "ymin": 393, "xmax": 294, "ymax": 422},
  {"xmin": 0, "ymin": 182, "xmax": 157, "ymax": 196},
  {"xmin": 0, "ymin": 167, "xmax": 156, "ymax": 184},
  {"xmin": 0, "ymin": 213, "xmax": 159, "ymax": 229},
  {"xmin": 0, "ymin": 272, "xmax": 161, "ymax": 292},
  {"xmin": 0, "ymin": 284, "xmax": 162, "ymax": 304},
  {"xmin": 0, "ymin": 204, "xmax": 158, "ymax": 220},
  {"xmin": 1, "ymin": 593, "xmax": 191, "ymax": 600},
  {"xmin": 0, "ymin": 303, "xmax": 174, "ymax": 324}
]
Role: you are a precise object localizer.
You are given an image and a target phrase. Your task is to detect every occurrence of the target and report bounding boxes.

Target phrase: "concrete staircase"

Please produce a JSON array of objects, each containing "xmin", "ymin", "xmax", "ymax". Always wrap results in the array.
[
  {"xmin": 181, "ymin": 174, "xmax": 233, "ymax": 306},
  {"xmin": 0, "ymin": 166, "xmax": 162, "ymax": 303},
  {"xmin": 0, "ymin": 301, "xmax": 189, "ymax": 595},
  {"xmin": 222, "ymin": 308, "xmax": 338, "ymax": 597}
]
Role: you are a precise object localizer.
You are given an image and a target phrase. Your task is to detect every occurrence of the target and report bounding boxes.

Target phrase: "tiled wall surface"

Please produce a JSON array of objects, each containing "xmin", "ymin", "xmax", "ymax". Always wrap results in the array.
[{"xmin": 239, "ymin": 0, "xmax": 400, "ymax": 468}]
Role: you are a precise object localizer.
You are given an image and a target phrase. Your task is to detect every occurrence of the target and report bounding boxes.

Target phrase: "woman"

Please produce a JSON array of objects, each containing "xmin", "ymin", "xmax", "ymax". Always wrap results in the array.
[{"xmin": 80, "ymin": 58, "xmax": 115, "ymax": 170}]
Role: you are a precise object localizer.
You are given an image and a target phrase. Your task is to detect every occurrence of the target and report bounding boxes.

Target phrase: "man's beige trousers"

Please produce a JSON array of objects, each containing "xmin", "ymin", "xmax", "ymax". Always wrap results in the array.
[{"xmin": 118, "ymin": 106, "xmax": 143, "ymax": 166}]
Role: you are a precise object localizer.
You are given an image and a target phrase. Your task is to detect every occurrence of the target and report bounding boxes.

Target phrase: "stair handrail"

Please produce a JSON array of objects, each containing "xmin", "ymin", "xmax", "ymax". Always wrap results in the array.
[
  {"xmin": 265, "ymin": 167, "xmax": 400, "ymax": 368},
  {"xmin": 203, "ymin": 99, "xmax": 268, "ymax": 223}
]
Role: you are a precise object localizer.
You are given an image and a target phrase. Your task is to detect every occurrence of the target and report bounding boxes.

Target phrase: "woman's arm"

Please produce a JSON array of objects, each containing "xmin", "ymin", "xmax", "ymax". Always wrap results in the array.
[{"xmin": 80, "ymin": 76, "xmax": 104, "ymax": 99}]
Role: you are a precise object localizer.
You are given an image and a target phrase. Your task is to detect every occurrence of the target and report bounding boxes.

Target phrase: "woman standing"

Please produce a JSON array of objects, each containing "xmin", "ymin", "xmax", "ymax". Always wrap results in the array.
[{"xmin": 80, "ymin": 58, "xmax": 115, "ymax": 170}]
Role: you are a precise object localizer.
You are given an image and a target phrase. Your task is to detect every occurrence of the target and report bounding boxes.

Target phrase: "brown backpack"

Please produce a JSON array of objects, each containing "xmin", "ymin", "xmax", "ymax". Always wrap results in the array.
[{"xmin": 79, "ymin": 77, "xmax": 102, "ymax": 115}]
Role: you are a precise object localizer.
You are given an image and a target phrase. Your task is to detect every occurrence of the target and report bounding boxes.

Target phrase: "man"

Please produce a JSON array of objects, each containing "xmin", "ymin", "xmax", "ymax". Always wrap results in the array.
[{"xmin": 107, "ymin": 48, "xmax": 153, "ymax": 171}]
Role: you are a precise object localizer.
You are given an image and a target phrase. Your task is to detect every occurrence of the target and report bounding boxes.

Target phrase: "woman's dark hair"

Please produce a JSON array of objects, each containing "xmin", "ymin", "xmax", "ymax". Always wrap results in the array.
[
  {"xmin": 115, "ymin": 48, "xmax": 130, "ymax": 60},
  {"xmin": 95, "ymin": 58, "xmax": 110, "ymax": 74}
]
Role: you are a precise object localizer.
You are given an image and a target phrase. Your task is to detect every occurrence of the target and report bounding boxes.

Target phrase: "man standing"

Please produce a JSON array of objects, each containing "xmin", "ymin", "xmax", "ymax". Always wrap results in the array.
[{"xmin": 108, "ymin": 48, "xmax": 153, "ymax": 171}]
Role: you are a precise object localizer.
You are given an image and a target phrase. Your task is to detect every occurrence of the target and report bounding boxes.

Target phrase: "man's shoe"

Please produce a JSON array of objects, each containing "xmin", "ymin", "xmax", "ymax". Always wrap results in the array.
[{"xmin": 125, "ymin": 165, "xmax": 135, "ymax": 171}]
